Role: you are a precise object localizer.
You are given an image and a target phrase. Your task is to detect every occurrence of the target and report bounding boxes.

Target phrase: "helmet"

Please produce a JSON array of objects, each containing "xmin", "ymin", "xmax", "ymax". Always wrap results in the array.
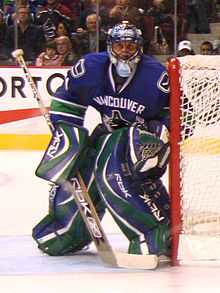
[{"xmin": 107, "ymin": 21, "xmax": 143, "ymax": 77}]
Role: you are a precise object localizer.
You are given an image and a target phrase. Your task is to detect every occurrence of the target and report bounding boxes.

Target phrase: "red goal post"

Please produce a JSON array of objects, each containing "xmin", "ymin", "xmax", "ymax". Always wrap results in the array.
[
  {"xmin": 168, "ymin": 55, "xmax": 220, "ymax": 266},
  {"xmin": 168, "ymin": 57, "xmax": 182, "ymax": 266}
]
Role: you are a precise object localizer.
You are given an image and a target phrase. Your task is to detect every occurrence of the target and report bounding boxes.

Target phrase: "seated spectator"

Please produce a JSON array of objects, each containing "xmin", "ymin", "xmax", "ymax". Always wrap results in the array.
[
  {"xmin": 4, "ymin": 5, "xmax": 45, "ymax": 64},
  {"xmin": 148, "ymin": 25, "xmax": 170, "ymax": 55},
  {"xmin": 73, "ymin": 13, "xmax": 107, "ymax": 54},
  {"xmin": 200, "ymin": 41, "xmax": 214, "ymax": 55},
  {"xmin": 4, "ymin": 0, "xmax": 36, "ymax": 25},
  {"xmin": 160, "ymin": 0, "xmax": 188, "ymax": 41},
  {"xmin": 60, "ymin": 0, "xmax": 81, "ymax": 21},
  {"xmin": 177, "ymin": 40, "xmax": 195, "ymax": 56},
  {"xmin": 3, "ymin": 0, "xmax": 14, "ymax": 15},
  {"xmin": 35, "ymin": 39, "xmax": 63, "ymax": 66},
  {"xmin": 187, "ymin": 0, "xmax": 210, "ymax": 34},
  {"xmin": 102, "ymin": 0, "xmax": 115, "ymax": 9},
  {"xmin": 0, "ymin": 8, "xmax": 7, "ymax": 61},
  {"xmin": 146, "ymin": 0, "xmax": 177, "ymax": 53},
  {"xmin": 108, "ymin": 0, "xmax": 144, "ymax": 30},
  {"xmin": 36, "ymin": 0, "xmax": 74, "ymax": 40},
  {"xmin": 108, "ymin": 0, "xmax": 150, "ymax": 51},
  {"xmin": 55, "ymin": 35, "xmax": 79, "ymax": 65},
  {"xmin": 41, "ymin": 0, "xmax": 75, "ymax": 20},
  {"xmin": 79, "ymin": 0, "xmax": 109, "ymax": 31},
  {"xmin": 146, "ymin": 0, "xmax": 166, "ymax": 27},
  {"xmin": 28, "ymin": 0, "xmax": 47, "ymax": 14},
  {"xmin": 55, "ymin": 20, "xmax": 71, "ymax": 37}
]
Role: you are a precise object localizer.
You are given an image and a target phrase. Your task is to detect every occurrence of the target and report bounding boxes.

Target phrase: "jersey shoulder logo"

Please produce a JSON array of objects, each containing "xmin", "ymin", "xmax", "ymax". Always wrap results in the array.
[
  {"xmin": 71, "ymin": 58, "xmax": 86, "ymax": 78},
  {"xmin": 157, "ymin": 71, "xmax": 170, "ymax": 93}
]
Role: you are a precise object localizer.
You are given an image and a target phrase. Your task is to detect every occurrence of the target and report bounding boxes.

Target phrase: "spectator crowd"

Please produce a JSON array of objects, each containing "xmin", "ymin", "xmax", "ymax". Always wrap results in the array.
[{"xmin": 0, "ymin": 0, "xmax": 219, "ymax": 66}]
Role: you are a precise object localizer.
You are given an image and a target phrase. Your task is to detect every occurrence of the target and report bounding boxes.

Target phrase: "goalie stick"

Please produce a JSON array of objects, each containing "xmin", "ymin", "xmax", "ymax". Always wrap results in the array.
[{"xmin": 11, "ymin": 49, "xmax": 159, "ymax": 269}]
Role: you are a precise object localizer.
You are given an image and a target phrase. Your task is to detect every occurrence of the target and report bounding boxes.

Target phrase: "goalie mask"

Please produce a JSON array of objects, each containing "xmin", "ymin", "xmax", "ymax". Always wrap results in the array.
[{"xmin": 107, "ymin": 21, "xmax": 143, "ymax": 77}]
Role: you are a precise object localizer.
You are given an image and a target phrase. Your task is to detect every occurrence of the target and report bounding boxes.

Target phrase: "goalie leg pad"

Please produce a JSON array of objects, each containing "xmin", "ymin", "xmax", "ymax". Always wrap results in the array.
[
  {"xmin": 146, "ymin": 223, "xmax": 170, "ymax": 255},
  {"xmin": 33, "ymin": 182, "xmax": 106, "ymax": 256},
  {"xmin": 95, "ymin": 127, "xmax": 170, "ymax": 256},
  {"xmin": 33, "ymin": 145, "xmax": 106, "ymax": 256},
  {"xmin": 32, "ymin": 213, "xmax": 92, "ymax": 256},
  {"xmin": 36, "ymin": 121, "xmax": 89, "ymax": 185}
]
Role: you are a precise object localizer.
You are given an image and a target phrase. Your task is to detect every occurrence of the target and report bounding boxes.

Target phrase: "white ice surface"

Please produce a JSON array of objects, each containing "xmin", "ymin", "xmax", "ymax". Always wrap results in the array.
[{"xmin": 1, "ymin": 150, "xmax": 220, "ymax": 293}]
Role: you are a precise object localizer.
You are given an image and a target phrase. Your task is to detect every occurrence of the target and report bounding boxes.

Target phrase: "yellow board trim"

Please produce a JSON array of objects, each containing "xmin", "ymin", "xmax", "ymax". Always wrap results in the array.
[
  {"xmin": 0, "ymin": 134, "xmax": 51, "ymax": 150},
  {"xmin": 181, "ymin": 137, "xmax": 220, "ymax": 155}
]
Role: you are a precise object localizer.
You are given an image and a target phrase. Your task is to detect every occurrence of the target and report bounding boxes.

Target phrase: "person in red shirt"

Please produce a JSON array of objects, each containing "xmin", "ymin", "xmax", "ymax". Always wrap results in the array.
[{"xmin": 35, "ymin": 39, "xmax": 63, "ymax": 66}]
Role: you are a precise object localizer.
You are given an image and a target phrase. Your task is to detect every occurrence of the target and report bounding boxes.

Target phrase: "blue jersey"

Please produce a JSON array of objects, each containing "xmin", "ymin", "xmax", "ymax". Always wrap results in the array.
[{"xmin": 50, "ymin": 52, "xmax": 169, "ymax": 129}]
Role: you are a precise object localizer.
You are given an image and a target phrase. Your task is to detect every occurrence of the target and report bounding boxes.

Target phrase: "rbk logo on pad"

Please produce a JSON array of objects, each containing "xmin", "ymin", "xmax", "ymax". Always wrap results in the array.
[{"xmin": 46, "ymin": 129, "xmax": 64, "ymax": 159}]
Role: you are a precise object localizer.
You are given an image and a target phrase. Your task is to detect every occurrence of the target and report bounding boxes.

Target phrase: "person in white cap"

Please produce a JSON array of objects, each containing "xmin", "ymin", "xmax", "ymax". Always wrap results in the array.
[{"xmin": 177, "ymin": 40, "xmax": 195, "ymax": 57}]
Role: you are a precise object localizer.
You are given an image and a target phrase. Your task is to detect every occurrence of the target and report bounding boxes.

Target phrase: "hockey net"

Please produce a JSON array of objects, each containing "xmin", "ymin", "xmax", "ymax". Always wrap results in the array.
[{"xmin": 168, "ymin": 55, "xmax": 220, "ymax": 265}]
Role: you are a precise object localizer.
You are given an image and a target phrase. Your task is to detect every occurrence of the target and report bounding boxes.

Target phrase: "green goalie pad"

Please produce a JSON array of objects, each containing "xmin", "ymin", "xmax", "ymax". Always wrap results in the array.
[{"xmin": 36, "ymin": 121, "xmax": 89, "ymax": 184}]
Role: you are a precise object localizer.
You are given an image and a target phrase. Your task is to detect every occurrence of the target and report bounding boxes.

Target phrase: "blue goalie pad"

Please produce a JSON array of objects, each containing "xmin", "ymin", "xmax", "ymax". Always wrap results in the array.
[
  {"xmin": 32, "ymin": 182, "xmax": 106, "ymax": 256},
  {"xmin": 33, "ymin": 139, "xmax": 106, "ymax": 256},
  {"xmin": 95, "ymin": 127, "xmax": 170, "ymax": 230},
  {"xmin": 94, "ymin": 125, "xmax": 170, "ymax": 255},
  {"xmin": 36, "ymin": 121, "xmax": 89, "ymax": 184}
]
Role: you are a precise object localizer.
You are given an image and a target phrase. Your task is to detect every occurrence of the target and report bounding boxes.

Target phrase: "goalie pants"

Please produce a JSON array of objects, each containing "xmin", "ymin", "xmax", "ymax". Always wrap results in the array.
[{"xmin": 32, "ymin": 126, "xmax": 170, "ymax": 256}]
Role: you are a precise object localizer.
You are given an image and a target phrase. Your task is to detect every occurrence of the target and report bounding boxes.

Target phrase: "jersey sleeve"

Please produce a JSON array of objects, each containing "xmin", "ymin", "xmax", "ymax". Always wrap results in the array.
[{"xmin": 49, "ymin": 58, "xmax": 91, "ymax": 127}]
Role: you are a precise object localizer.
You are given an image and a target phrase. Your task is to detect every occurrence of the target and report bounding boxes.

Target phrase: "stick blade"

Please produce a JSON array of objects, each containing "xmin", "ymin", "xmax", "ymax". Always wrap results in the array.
[{"xmin": 100, "ymin": 251, "xmax": 159, "ymax": 270}]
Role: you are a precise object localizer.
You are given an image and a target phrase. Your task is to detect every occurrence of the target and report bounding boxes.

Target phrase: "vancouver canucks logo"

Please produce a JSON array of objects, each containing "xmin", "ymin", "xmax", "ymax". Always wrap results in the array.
[
  {"xmin": 103, "ymin": 110, "xmax": 130, "ymax": 130},
  {"xmin": 157, "ymin": 72, "xmax": 169, "ymax": 93}
]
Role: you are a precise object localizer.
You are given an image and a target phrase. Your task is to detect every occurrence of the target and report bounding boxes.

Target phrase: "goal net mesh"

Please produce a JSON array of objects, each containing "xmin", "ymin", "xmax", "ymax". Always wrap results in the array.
[{"xmin": 170, "ymin": 55, "xmax": 220, "ymax": 262}]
